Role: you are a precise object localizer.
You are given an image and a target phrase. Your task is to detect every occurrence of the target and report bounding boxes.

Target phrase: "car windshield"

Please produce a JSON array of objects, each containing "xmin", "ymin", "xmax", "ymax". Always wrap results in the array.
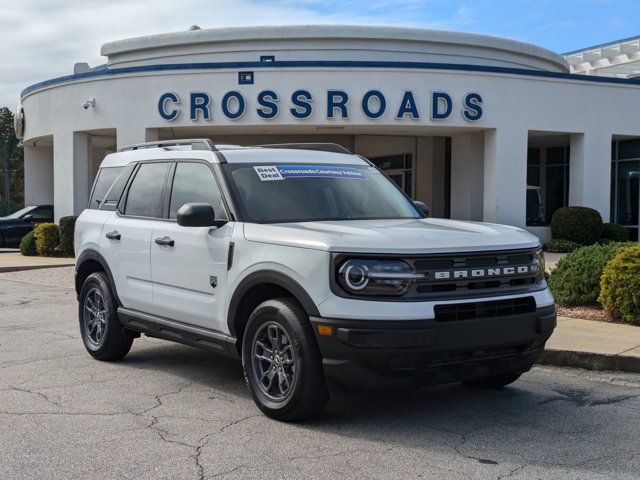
[
  {"xmin": 223, "ymin": 163, "xmax": 422, "ymax": 223},
  {"xmin": 4, "ymin": 206, "xmax": 34, "ymax": 219}
]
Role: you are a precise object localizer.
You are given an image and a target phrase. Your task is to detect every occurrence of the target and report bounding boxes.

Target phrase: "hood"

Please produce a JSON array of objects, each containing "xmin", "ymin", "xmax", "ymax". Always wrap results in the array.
[{"xmin": 243, "ymin": 218, "xmax": 540, "ymax": 254}]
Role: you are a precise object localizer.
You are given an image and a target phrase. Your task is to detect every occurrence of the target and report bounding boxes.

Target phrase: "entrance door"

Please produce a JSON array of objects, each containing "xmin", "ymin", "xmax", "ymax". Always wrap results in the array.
[{"xmin": 370, "ymin": 154, "xmax": 413, "ymax": 197}]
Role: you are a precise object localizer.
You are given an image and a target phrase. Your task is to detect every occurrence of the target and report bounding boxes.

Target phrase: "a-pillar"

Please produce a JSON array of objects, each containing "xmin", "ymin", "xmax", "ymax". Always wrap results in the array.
[
  {"xmin": 568, "ymin": 131, "xmax": 611, "ymax": 221},
  {"xmin": 450, "ymin": 132, "xmax": 484, "ymax": 221},
  {"xmin": 483, "ymin": 127, "xmax": 528, "ymax": 227}
]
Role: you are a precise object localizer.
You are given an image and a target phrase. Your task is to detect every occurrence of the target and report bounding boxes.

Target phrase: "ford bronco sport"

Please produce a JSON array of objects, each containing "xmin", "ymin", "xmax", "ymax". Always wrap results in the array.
[{"xmin": 75, "ymin": 139, "xmax": 556, "ymax": 421}]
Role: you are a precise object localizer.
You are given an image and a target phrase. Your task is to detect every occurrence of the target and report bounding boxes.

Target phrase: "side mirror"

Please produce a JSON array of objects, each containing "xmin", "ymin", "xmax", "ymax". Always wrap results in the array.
[
  {"xmin": 413, "ymin": 201, "xmax": 430, "ymax": 217},
  {"xmin": 177, "ymin": 203, "xmax": 224, "ymax": 227},
  {"xmin": 22, "ymin": 214, "xmax": 33, "ymax": 222}
]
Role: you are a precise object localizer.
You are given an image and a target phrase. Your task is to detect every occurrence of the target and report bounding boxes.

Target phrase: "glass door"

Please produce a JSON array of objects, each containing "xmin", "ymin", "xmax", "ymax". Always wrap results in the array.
[{"xmin": 370, "ymin": 154, "xmax": 413, "ymax": 197}]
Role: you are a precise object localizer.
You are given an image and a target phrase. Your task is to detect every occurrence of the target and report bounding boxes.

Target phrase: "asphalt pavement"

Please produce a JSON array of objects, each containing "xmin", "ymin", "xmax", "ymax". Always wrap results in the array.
[{"xmin": 0, "ymin": 267, "xmax": 639, "ymax": 480}]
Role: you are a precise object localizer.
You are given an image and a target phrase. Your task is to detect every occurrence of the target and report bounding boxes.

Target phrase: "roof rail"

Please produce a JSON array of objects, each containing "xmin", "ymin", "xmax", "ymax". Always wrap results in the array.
[
  {"xmin": 119, "ymin": 139, "xmax": 217, "ymax": 152},
  {"xmin": 255, "ymin": 143, "xmax": 352, "ymax": 155}
]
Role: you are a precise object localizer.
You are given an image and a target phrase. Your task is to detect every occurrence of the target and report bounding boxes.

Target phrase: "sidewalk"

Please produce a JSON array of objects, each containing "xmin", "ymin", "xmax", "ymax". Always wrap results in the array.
[
  {"xmin": 541, "ymin": 316, "xmax": 640, "ymax": 373},
  {"xmin": 0, "ymin": 248, "xmax": 75, "ymax": 272}
]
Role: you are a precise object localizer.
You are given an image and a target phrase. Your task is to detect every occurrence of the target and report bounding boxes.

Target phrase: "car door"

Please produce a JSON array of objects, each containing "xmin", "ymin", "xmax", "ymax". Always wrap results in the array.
[
  {"xmin": 99, "ymin": 162, "xmax": 171, "ymax": 313},
  {"xmin": 149, "ymin": 161, "xmax": 233, "ymax": 332}
]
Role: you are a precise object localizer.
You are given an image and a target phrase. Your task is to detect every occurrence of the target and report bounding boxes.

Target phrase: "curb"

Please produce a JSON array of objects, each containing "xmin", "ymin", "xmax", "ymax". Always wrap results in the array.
[
  {"xmin": 0, "ymin": 263, "xmax": 75, "ymax": 273},
  {"xmin": 539, "ymin": 348, "xmax": 640, "ymax": 374}
]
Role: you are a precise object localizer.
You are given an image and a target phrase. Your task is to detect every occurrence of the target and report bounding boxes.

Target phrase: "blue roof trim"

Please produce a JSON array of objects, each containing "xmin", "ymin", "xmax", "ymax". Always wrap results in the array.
[{"xmin": 21, "ymin": 59, "xmax": 640, "ymax": 97}]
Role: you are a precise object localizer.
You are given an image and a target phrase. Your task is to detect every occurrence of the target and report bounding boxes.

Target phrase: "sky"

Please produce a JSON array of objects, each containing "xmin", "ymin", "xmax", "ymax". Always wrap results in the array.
[{"xmin": 1, "ymin": 0, "xmax": 639, "ymax": 108}]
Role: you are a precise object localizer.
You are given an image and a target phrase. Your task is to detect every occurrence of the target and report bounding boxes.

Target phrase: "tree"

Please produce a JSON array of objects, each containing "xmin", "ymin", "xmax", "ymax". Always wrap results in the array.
[{"xmin": 0, "ymin": 107, "xmax": 24, "ymax": 216}]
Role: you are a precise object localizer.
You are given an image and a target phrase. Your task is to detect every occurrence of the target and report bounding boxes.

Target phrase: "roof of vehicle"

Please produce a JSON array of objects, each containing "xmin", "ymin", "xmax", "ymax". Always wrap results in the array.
[{"xmin": 99, "ymin": 142, "xmax": 368, "ymax": 168}]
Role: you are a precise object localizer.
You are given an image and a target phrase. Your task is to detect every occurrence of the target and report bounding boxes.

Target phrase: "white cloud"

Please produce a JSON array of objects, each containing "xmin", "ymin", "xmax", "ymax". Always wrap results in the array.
[{"xmin": 0, "ymin": 0, "xmax": 479, "ymax": 107}]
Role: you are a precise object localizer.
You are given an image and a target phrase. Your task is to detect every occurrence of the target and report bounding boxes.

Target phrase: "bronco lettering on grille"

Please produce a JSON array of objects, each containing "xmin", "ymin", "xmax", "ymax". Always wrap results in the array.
[{"xmin": 430, "ymin": 264, "xmax": 538, "ymax": 280}]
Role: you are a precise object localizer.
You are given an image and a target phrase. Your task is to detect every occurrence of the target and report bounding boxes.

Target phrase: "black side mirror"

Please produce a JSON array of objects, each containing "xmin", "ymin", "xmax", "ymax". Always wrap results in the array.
[
  {"xmin": 413, "ymin": 201, "xmax": 430, "ymax": 217},
  {"xmin": 177, "ymin": 203, "xmax": 225, "ymax": 227},
  {"xmin": 22, "ymin": 214, "xmax": 33, "ymax": 222}
]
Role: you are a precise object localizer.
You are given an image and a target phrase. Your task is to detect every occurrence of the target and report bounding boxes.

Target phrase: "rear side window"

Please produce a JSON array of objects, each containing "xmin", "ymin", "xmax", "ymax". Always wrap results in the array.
[
  {"xmin": 31, "ymin": 207, "xmax": 53, "ymax": 220},
  {"xmin": 124, "ymin": 163, "xmax": 170, "ymax": 218},
  {"xmin": 169, "ymin": 162, "xmax": 225, "ymax": 219},
  {"xmin": 89, "ymin": 167, "xmax": 124, "ymax": 209}
]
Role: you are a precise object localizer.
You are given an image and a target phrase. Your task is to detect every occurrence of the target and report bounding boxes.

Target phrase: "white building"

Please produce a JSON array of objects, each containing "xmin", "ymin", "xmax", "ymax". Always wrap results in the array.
[{"xmin": 16, "ymin": 25, "xmax": 640, "ymax": 240}]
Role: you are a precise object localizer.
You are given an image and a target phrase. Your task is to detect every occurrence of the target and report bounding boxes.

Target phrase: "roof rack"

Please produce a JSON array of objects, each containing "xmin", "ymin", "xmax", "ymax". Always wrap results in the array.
[
  {"xmin": 255, "ymin": 143, "xmax": 352, "ymax": 155},
  {"xmin": 119, "ymin": 139, "xmax": 217, "ymax": 152}
]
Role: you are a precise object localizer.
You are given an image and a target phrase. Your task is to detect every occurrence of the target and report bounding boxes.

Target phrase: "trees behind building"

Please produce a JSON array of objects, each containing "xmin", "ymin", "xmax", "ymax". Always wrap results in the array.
[{"xmin": 0, "ymin": 107, "xmax": 24, "ymax": 216}]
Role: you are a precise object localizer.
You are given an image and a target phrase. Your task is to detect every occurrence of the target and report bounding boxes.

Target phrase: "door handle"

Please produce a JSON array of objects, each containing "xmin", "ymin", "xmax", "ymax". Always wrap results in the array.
[
  {"xmin": 105, "ymin": 231, "xmax": 121, "ymax": 240},
  {"xmin": 155, "ymin": 236, "xmax": 175, "ymax": 247}
]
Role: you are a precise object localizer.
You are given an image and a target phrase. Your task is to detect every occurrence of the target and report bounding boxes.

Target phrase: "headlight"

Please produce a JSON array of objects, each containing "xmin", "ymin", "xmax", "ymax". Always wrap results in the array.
[
  {"xmin": 337, "ymin": 259, "xmax": 424, "ymax": 296},
  {"xmin": 534, "ymin": 247, "xmax": 545, "ymax": 282}
]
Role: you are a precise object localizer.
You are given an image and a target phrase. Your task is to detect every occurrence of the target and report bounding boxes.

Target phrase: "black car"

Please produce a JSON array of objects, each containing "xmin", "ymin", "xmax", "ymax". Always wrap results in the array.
[{"xmin": 0, "ymin": 205, "xmax": 54, "ymax": 247}]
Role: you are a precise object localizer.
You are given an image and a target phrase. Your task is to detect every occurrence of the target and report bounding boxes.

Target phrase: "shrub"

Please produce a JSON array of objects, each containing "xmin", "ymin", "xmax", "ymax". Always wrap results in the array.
[
  {"xmin": 34, "ymin": 222, "xmax": 60, "ymax": 256},
  {"xmin": 550, "ymin": 206, "xmax": 603, "ymax": 245},
  {"xmin": 599, "ymin": 245, "xmax": 640, "ymax": 325},
  {"xmin": 601, "ymin": 223, "xmax": 629, "ymax": 242},
  {"xmin": 59, "ymin": 216, "xmax": 77, "ymax": 257},
  {"xmin": 543, "ymin": 239, "xmax": 581, "ymax": 253},
  {"xmin": 548, "ymin": 242, "xmax": 633, "ymax": 307},
  {"xmin": 19, "ymin": 230, "xmax": 37, "ymax": 256}
]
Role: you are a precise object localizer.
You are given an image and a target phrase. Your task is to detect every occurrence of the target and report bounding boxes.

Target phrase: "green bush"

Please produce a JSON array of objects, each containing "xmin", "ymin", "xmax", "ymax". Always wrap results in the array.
[
  {"xmin": 599, "ymin": 245, "xmax": 640, "ymax": 325},
  {"xmin": 34, "ymin": 222, "xmax": 60, "ymax": 256},
  {"xmin": 543, "ymin": 239, "xmax": 581, "ymax": 253},
  {"xmin": 19, "ymin": 230, "xmax": 37, "ymax": 256},
  {"xmin": 549, "ymin": 242, "xmax": 633, "ymax": 307},
  {"xmin": 59, "ymin": 216, "xmax": 77, "ymax": 257},
  {"xmin": 550, "ymin": 206, "xmax": 603, "ymax": 245},
  {"xmin": 601, "ymin": 223, "xmax": 629, "ymax": 242}
]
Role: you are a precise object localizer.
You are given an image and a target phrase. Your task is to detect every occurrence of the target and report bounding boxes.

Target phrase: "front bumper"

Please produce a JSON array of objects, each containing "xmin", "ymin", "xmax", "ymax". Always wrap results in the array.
[{"xmin": 310, "ymin": 305, "xmax": 556, "ymax": 390}]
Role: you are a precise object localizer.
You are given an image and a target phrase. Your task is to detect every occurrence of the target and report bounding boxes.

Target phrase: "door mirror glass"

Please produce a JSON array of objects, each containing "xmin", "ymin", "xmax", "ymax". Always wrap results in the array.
[
  {"xmin": 413, "ymin": 201, "xmax": 430, "ymax": 217},
  {"xmin": 177, "ymin": 203, "xmax": 218, "ymax": 227}
]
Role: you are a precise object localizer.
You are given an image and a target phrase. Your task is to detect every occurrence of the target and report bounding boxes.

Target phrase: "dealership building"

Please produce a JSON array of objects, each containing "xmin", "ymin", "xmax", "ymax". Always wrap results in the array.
[{"xmin": 16, "ymin": 26, "xmax": 640, "ymax": 240}]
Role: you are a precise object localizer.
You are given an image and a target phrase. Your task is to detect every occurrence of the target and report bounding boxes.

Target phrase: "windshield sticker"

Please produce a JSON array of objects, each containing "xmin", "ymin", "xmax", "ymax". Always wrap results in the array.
[
  {"xmin": 254, "ymin": 165, "xmax": 366, "ymax": 181},
  {"xmin": 254, "ymin": 166, "xmax": 284, "ymax": 181}
]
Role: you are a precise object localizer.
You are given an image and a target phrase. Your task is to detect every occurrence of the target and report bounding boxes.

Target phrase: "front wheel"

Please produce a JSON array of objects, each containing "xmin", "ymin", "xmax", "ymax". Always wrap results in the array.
[
  {"xmin": 242, "ymin": 298, "xmax": 329, "ymax": 421},
  {"xmin": 79, "ymin": 272, "xmax": 133, "ymax": 361}
]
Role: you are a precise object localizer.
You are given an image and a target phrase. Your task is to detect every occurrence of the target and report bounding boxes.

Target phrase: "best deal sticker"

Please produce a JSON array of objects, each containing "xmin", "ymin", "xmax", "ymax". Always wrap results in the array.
[{"xmin": 254, "ymin": 165, "xmax": 365, "ymax": 181}]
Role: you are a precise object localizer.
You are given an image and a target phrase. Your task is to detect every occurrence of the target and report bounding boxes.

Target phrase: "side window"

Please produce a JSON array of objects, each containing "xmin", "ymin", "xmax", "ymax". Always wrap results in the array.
[
  {"xmin": 89, "ymin": 167, "xmax": 124, "ymax": 209},
  {"xmin": 124, "ymin": 163, "xmax": 170, "ymax": 218},
  {"xmin": 31, "ymin": 207, "xmax": 53, "ymax": 220},
  {"xmin": 169, "ymin": 162, "xmax": 225, "ymax": 219}
]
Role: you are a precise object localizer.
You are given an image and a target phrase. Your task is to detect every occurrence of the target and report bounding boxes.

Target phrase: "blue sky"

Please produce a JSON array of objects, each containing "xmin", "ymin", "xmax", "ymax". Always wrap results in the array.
[{"xmin": 2, "ymin": 0, "xmax": 639, "ymax": 106}]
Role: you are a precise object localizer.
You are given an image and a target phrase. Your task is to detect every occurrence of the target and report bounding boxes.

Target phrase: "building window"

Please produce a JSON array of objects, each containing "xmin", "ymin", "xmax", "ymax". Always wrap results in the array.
[
  {"xmin": 544, "ymin": 146, "xmax": 570, "ymax": 224},
  {"xmin": 611, "ymin": 139, "xmax": 640, "ymax": 241},
  {"xmin": 526, "ymin": 148, "xmax": 544, "ymax": 226},
  {"xmin": 370, "ymin": 153, "xmax": 413, "ymax": 198}
]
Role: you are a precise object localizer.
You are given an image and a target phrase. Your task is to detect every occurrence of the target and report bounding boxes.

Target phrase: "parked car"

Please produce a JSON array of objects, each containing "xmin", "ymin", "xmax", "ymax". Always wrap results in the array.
[
  {"xmin": 0, "ymin": 205, "xmax": 54, "ymax": 247},
  {"xmin": 75, "ymin": 139, "xmax": 556, "ymax": 421}
]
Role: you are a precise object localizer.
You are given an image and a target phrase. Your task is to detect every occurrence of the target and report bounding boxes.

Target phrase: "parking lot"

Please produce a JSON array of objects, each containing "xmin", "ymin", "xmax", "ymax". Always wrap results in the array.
[{"xmin": 1, "ymin": 267, "xmax": 639, "ymax": 480}]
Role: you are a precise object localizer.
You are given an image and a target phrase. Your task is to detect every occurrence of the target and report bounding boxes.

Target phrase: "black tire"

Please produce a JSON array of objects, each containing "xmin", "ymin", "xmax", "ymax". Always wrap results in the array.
[
  {"xmin": 0, "ymin": 233, "xmax": 4, "ymax": 248},
  {"xmin": 78, "ymin": 272, "xmax": 133, "ymax": 361},
  {"xmin": 464, "ymin": 372, "xmax": 523, "ymax": 389},
  {"xmin": 242, "ymin": 298, "xmax": 329, "ymax": 421}
]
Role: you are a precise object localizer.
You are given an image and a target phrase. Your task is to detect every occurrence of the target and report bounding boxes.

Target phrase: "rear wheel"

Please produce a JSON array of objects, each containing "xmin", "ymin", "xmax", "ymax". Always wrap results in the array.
[
  {"xmin": 464, "ymin": 372, "xmax": 523, "ymax": 389},
  {"xmin": 242, "ymin": 298, "xmax": 329, "ymax": 421},
  {"xmin": 79, "ymin": 272, "xmax": 133, "ymax": 361}
]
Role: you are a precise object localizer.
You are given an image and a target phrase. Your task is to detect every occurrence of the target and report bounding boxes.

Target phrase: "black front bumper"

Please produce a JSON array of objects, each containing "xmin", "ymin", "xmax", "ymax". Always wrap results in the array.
[{"xmin": 310, "ymin": 305, "xmax": 556, "ymax": 390}]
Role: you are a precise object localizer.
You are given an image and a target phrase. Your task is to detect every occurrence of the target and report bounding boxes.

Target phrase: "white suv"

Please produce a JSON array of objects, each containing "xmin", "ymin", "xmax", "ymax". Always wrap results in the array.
[{"xmin": 75, "ymin": 139, "xmax": 556, "ymax": 421}]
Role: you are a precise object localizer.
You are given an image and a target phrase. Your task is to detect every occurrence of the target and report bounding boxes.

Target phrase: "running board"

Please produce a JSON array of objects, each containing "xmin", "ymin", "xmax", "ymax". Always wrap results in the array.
[{"xmin": 117, "ymin": 307, "xmax": 239, "ymax": 359}]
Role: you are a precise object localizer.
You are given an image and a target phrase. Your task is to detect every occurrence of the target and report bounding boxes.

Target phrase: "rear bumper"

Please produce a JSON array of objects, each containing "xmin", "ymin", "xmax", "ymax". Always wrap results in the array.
[{"xmin": 310, "ymin": 305, "xmax": 556, "ymax": 390}]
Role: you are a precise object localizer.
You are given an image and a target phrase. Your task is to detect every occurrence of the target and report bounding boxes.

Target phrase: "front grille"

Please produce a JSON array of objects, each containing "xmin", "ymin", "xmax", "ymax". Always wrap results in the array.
[
  {"xmin": 434, "ymin": 296, "xmax": 536, "ymax": 322},
  {"xmin": 405, "ymin": 247, "xmax": 542, "ymax": 299}
]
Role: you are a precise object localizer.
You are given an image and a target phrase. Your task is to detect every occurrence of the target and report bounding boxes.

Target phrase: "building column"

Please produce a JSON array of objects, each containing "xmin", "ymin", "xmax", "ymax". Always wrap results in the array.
[
  {"xmin": 483, "ymin": 127, "xmax": 528, "ymax": 227},
  {"xmin": 450, "ymin": 132, "xmax": 484, "ymax": 221},
  {"xmin": 569, "ymin": 131, "xmax": 611, "ymax": 221},
  {"xmin": 117, "ymin": 127, "xmax": 159, "ymax": 150},
  {"xmin": 53, "ymin": 132, "xmax": 91, "ymax": 220},
  {"xmin": 24, "ymin": 144, "xmax": 54, "ymax": 206}
]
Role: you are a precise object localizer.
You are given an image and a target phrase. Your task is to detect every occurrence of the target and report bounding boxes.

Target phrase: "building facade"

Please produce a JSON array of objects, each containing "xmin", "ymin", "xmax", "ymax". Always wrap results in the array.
[{"xmin": 16, "ymin": 26, "xmax": 640, "ymax": 240}]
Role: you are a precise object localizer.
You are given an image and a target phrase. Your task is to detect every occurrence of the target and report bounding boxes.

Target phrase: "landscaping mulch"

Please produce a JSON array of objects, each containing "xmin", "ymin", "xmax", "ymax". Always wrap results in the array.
[{"xmin": 557, "ymin": 305, "xmax": 610, "ymax": 322}]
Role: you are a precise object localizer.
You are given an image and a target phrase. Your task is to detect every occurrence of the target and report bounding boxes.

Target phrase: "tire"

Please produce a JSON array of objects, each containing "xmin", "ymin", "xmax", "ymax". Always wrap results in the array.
[
  {"xmin": 78, "ymin": 272, "xmax": 133, "ymax": 361},
  {"xmin": 464, "ymin": 372, "xmax": 523, "ymax": 389},
  {"xmin": 242, "ymin": 297, "xmax": 329, "ymax": 421},
  {"xmin": 0, "ymin": 233, "xmax": 4, "ymax": 248}
]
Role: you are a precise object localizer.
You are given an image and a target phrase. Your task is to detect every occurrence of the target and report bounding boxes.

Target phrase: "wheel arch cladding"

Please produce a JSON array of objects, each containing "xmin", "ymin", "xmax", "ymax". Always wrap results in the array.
[
  {"xmin": 227, "ymin": 270, "xmax": 320, "ymax": 342},
  {"xmin": 75, "ymin": 249, "xmax": 122, "ymax": 306}
]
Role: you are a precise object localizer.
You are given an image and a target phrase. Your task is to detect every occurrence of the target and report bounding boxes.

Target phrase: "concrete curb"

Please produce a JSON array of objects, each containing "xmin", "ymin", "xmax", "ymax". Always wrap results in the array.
[
  {"xmin": 0, "ymin": 263, "xmax": 75, "ymax": 273},
  {"xmin": 539, "ymin": 348, "xmax": 640, "ymax": 374}
]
